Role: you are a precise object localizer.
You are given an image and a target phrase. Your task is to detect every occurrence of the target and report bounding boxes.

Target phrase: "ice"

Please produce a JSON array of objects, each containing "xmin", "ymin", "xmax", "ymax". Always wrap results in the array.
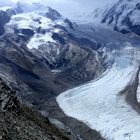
[
  {"xmin": 57, "ymin": 44, "xmax": 140, "ymax": 140},
  {"xmin": 6, "ymin": 12, "xmax": 54, "ymax": 30},
  {"xmin": 27, "ymin": 33, "xmax": 55, "ymax": 49},
  {"xmin": 0, "ymin": 6, "xmax": 12, "ymax": 12}
]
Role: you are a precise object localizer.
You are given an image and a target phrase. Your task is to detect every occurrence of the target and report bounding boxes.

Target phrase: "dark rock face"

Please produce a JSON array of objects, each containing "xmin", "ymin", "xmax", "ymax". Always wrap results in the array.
[
  {"xmin": 121, "ymin": 16, "xmax": 140, "ymax": 36},
  {"xmin": 64, "ymin": 19, "xmax": 75, "ymax": 30},
  {"xmin": 0, "ymin": 31, "xmax": 105, "ymax": 98},
  {"xmin": 0, "ymin": 4, "xmax": 107, "ymax": 140},
  {"xmin": 0, "ymin": 26, "xmax": 4, "ymax": 36},
  {"xmin": 0, "ymin": 9, "xmax": 15, "ymax": 35},
  {"xmin": 0, "ymin": 55, "xmax": 105, "ymax": 140},
  {"xmin": 0, "ymin": 30, "xmax": 105, "ymax": 139},
  {"xmin": 21, "ymin": 29, "xmax": 35, "ymax": 37},
  {"xmin": 0, "ymin": 79, "xmax": 75, "ymax": 140},
  {"xmin": 14, "ymin": 28, "xmax": 35, "ymax": 37},
  {"xmin": 52, "ymin": 33, "xmax": 66, "ymax": 44},
  {"xmin": 46, "ymin": 7, "xmax": 62, "ymax": 21},
  {"xmin": 0, "ymin": 81, "xmax": 20, "ymax": 112}
]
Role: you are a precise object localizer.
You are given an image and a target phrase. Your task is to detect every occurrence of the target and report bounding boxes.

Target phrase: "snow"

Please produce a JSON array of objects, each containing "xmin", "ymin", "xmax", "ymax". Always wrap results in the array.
[
  {"xmin": 5, "ymin": 11, "xmax": 62, "ymax": 49},
  {"xmin": 53, "ymin": 28, "xmax": 60, "ymax": 33},
  {"xmin": 5, "ymin": 6, "xmax": 68, "ymax": 50},
  {"xmin": 98, "ymin": 0, "xmax": 140, "ymax": 31},
  {"xmin": 55, "ymin": 19, "xmax": 66, "ymax": 26},
  {"xmin": 57, "ymin": 44, "xmax": 140, "ymax": 140},
  {"xmin": 0, "ymin": 6, "xmax": 12, "ymax": 11},
  {"xmin": 6, "ymin": 12, "xmax": 54, "ymax": 30},
  {"xmin": 27, "ymin": 33, "xmax": 55, "ymax": 49},
  {"xmin": 137, "ymin": 73, "xmax": 140, "ymax": 103},
  {"xmin": 51, "ymin": 69, "xmax": 62, "ymax": 73},
  {"xmin": 130, "ymin": 9, "xmax": 140, "ymax": 26},
  {"xmin": 116, "ymin": 0, "xmax": 138, "ymax": 30}
]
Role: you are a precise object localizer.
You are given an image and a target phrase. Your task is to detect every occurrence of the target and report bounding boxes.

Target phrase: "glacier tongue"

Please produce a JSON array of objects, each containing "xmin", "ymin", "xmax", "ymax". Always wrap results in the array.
[{"xmin": 57, "ymin": 43, "xmax": 140, "ymax": 140}]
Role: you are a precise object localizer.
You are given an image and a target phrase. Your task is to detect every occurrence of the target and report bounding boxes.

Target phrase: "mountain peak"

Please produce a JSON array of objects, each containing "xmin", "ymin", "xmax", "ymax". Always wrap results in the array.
[
  {"xmin": 91, "ymin": 0, "xmax": 140, "ymax": 36},
  {"xmin": 15, "ymin": 1, "xmax": 49, "ymax": 13}
]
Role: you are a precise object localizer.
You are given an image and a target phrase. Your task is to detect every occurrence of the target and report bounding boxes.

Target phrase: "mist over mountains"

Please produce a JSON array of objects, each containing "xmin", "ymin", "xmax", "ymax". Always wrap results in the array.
[{"xmin": 0, "ymin": 0, "xmax": 118, "ymax": 20}]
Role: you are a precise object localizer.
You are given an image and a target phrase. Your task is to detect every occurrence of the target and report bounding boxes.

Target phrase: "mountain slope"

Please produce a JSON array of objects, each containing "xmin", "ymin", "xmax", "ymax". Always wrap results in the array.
[
  {"xmin": 0, "ymin": 78, "xmax": 72, "ymax": 140},
  {"xmin": 0, "ymin": 6, "xmax": 15, "ymax": 35},
  {"xmin": 100, "ymin": 0, "xmax": 140, "ymax": 35},
  {"xmin": 0, "ymin": 3, "xmax": 107, "ymax": 140},
  {"xmin": 1, "ymin": 1, "xmax": 139, "ymax": 140},
  {"xmin": 1, "ymin": 2, "xmax": 105, "ymax": 90},
  {"xmin": 57, "ymin": 27, "xmax": 140, "ymax": 140}
]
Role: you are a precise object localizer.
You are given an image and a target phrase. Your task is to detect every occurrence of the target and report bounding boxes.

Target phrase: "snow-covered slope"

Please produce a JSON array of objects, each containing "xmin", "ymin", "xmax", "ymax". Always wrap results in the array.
[
  {"xmin": 4, "ymin": 3, "xmax": 80, "ymax": 68},
  {"xmin": 0, "ymin": 6, "xmax": 13, "ymax": 12},
  {"xmin": 5, "ymin": 12, "xmax": 57, "ymax": 42},
  {"xmin": 5, "ymin": 2, "xmax": 75, "ymax": 49},
  {"xmin": 57, "ymin": 36, "xmax": 140, "ymax": 139},
  {"xmin": 15, "ymin": 1, "xmax": 62, "ymax": 21},
  {"xmin": 66, "ymin": 0, "xmax": 117, "ymax": 23},
  {"xmin": 100, "ymin": 0, "xmax": 140, "ymax": 35}
]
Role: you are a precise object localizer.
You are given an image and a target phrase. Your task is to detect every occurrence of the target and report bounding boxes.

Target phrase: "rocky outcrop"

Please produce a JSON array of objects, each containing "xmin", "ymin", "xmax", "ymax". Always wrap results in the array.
[
  {"xmin": 0, "ymin": 3, "xmax": 107, "ymax": 140},
  {"xmin": 46, "ymin": 7, "xmax": 62, "ymax": 21},
  {"xmin": 0, "ymin": 78, "xmax": 74, "ymax": 140},
  {"xmin": 0, "ymin": 8, "xmax": 15, "ymax": 35}
]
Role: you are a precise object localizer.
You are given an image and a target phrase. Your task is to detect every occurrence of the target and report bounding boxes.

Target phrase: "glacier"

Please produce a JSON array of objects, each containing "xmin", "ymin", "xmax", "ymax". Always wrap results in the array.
[{"xmin": 57, "ymin": 39, "xmax": 140, "ymax": 140}]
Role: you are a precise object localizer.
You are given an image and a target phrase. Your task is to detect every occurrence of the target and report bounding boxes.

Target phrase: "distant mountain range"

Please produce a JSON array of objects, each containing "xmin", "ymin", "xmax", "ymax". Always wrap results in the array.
[{"xmin": 92, "ymin": 0, "xmax": 140, "ymax": 36}]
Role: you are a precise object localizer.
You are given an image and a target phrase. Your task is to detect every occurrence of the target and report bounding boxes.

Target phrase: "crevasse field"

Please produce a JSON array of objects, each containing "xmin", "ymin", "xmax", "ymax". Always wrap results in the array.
[{"xmin": 57, "ymin": 43, "xmax": 140, "ymax": 140}]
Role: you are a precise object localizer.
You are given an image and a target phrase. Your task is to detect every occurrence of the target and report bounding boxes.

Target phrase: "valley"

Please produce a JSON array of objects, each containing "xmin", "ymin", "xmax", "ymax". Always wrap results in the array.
[{"xmin": 1, "ymin": 0, "xmax": 140, "ymax": 140}]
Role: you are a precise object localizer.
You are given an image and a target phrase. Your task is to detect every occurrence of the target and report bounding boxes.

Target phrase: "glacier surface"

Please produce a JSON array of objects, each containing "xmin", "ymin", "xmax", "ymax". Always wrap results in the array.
[{"xmin": 57, "ymin": 42, "xmax": 140, "ymax": 140}]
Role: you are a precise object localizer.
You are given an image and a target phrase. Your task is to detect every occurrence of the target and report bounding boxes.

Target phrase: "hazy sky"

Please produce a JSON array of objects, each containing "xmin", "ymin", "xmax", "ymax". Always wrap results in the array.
[{"xmin": 0, "ymin": 0, "xmax": 117, "ymax": 17}]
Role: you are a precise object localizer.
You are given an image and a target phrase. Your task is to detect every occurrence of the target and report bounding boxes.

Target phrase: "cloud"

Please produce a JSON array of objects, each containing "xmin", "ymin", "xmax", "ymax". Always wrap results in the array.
[
  {"xmin": 42, "ymin": 0, "xmax": 117, "ymax": 18},
  {"xmin": 0, "ymin": 0, "xmax": 117, "ymax": 19},
  {"xmin": 39, "ymin": 0, "xmax": 117, "ymax": 15},
  {"xmin": 0, "ymin": 0, "xmax": 15, "ymax": 6}
]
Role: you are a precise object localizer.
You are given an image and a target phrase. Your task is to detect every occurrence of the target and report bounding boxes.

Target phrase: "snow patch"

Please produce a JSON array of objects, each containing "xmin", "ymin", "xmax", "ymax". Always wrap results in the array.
[{"xmin": 27, "ymin": 33, "xmax": 55, "ymax": 49}]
